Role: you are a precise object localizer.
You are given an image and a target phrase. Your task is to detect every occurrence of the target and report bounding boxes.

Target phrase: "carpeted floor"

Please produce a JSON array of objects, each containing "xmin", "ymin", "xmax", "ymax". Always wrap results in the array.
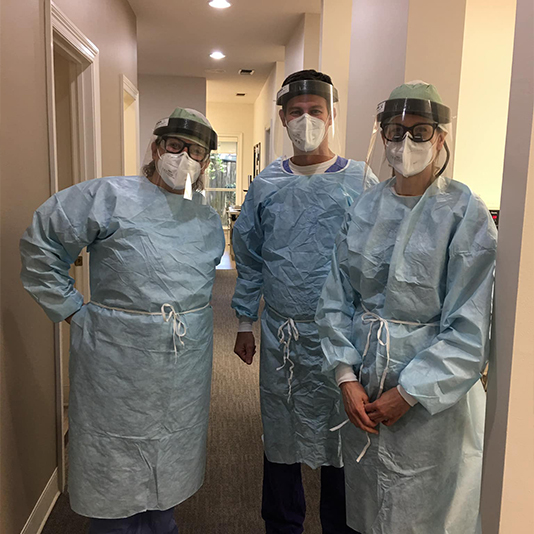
[{"xmin": 42, "ymin": 270, "xmax": 322, "ymax": 533}]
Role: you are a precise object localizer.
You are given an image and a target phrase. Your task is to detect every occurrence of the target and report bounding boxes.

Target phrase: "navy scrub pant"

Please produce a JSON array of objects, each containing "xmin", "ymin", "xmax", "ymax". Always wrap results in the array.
[
  {"xmin": 261, "ymin": 455, "xmax": 358, "ymax": 534},
  {"xmin": 88, "ymin": 508, "xmax": 178, "ymax": 534}
]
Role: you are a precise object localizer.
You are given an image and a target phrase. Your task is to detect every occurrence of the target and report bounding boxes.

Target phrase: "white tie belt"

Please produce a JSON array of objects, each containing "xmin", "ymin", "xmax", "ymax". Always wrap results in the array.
[
  {"xmin": 90, "ymin": 301, "xmax": 210, "ymax": 362},
  {"xmin": 331, "ymin": 304, "xmax": 439, "ymax": 463},
  {"xmin": 268, "ymin": 306, "xmax": 315, "ymax": 403}
]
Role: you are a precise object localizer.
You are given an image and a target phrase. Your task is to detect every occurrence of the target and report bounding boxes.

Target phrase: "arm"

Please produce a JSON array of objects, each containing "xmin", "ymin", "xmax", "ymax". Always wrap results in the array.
[
  {"xmin": 316, "ymin": 214, "xmax": 378, "ymax": 433},
  {"xmin": 398, "ymin": 197, "xmax": 497, "ymax": 415},
  {"xmin": 315, "ymin": 213, "xmax": 362, "ymax": 372},
  {"xmin": 231, "ymin": 181, "xmax": 264, "ymax": 364},
  {"xmin": 231, "ymin": 180, "xmax": 264, "ymax": 321},
  {"xmin": 20, "ymin": 186, "xmax": 106, "ymax": 323}
]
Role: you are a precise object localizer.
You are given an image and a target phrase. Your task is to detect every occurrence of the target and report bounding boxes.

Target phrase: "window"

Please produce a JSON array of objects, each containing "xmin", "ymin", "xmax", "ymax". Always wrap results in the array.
[{"xmin": 206, "ymin": 136, "xmax": 239, "ymax": 227}]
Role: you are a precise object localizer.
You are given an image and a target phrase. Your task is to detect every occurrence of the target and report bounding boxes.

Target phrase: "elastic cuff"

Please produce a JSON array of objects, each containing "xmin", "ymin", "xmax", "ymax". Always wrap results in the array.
[
  {"xmin": 335, "ymin": 363, "xmax": 358, "ymax": 387},
  {"xmin": 397, "ymin": 385, "xmax": 418, "ymax": 407},
  {"xmin": 238, "ymin": 316, "xmax": 254, "ymax": 333}
]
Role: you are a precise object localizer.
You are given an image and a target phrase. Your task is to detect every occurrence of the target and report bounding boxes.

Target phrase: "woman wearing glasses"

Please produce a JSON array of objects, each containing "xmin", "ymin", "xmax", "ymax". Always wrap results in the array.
[
  {"xmin": 20, "ymin": 108, "xmax": 225, "ymax": 534},
  {"xmin": 316, "ymin": 82, "xmax": 497, "ymax": 534}
]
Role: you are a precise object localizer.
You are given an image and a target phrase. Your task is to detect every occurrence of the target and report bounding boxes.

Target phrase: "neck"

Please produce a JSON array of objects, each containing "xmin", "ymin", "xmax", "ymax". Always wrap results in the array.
[
  {"xmin": 146, "ymin": 171, "xmax": 184, "ymax": 195},
  {"xmin": 291, "ymin": 138, "xmax": 335, "ymax": 166},
  {"xmin": 394, "ymin": 167, "xmax": 435, "ymax": 196}
]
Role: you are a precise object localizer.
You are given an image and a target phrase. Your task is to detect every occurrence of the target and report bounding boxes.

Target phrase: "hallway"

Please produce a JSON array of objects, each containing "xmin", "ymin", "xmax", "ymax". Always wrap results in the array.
[{"xmin": 41, "ymin": 270, "xmax": 322, "ymax": 534}]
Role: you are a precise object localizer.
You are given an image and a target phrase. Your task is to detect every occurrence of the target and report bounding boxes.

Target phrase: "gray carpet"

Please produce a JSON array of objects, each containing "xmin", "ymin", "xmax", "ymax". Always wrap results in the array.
[{"xmin": 42, "ymin": 270, "xmax": 321, "ymax": 533}]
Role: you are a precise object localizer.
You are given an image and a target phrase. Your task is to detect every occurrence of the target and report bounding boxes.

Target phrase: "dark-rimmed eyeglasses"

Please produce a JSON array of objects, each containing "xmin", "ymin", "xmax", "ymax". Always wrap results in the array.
[
  {"xmin": 162, "ymin": 137, "xmax": 209, "ymax": 162},
  {"xmin": 382, "ymin": 122, "xmax": 439, "ymax": 143}
]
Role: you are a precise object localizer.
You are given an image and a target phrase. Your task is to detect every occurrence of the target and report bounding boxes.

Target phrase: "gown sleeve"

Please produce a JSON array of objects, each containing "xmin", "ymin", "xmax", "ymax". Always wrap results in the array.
[
  {"xmin": 20, "ymin": 184, "xmax": 109, "ymax": 323},
  {"xmin": 231, "ymin": 180, "xmax": 265, "ymax": 321},
  {"xmin": 316, "ymin": 211, "xmax": 363, "ymax": 372},
  {"xmin": 398, "ymin": 195, "xmax": 498, "ymax": 415}
]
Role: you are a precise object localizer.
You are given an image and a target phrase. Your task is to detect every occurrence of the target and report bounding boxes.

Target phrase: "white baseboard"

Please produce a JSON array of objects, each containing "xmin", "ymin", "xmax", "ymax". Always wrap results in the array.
[{"xmin": 20, "ymin": 468, "xmax": 60, "ymax": 534}]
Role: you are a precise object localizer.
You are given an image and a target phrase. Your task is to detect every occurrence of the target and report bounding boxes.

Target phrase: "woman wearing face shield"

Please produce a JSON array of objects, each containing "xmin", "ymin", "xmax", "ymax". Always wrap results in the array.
[
  {"xmin": 316, "ymin": 82, "xmax": 497, "ymax": 534},
  {"xmin": 20, "ymin": 108, "xmax": 225, "ymax": 533}
]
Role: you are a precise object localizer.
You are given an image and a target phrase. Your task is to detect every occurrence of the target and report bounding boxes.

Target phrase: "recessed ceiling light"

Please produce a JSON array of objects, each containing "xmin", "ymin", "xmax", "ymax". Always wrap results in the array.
[
  {"xmin": 210, "ymin": 51, "xmax": 226, "ymax": 60},
  {"xmin": 209, "ymin": 0, "xmax": 231, "ymax": 8}
]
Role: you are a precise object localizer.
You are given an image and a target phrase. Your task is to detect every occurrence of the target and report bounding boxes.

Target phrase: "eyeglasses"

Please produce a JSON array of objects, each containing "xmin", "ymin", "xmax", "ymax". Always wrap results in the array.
[
  {"xmin": 162, "ymin": 137, "xmax": 209, "ymax": 161},
  {"xmin": 382, "ymin": 122, "xmax": 439, "ymax": 143}
]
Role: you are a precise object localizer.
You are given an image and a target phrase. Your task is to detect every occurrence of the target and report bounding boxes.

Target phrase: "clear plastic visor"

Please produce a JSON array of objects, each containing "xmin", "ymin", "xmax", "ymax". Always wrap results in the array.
[
  {"xmin": 364, "ymin": 106, "xmax": 453, "ymax": 189},
  {"xmin": 273, "ymin": 88, "xmax": 343, "ymax": 164}
]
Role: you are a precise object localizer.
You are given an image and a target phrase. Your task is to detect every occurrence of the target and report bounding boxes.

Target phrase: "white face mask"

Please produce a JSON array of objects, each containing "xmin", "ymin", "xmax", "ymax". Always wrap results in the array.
[
  {"xmin": 385, "ymin": 137, "xmax": 434, "ymax": 178},
  {"xmin": 156, "ymin": 150, "xmax": 202, "ymax": 190},
  {"xmin": 286, "ymin": 113, "xmax": 327, "ymax": 152}
]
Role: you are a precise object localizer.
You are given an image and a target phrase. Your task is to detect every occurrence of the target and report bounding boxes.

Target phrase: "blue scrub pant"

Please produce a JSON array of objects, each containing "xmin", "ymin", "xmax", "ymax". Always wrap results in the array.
[
  {"xmin": 88, "ymin": 508, "xmax": 178, "ymax": 534},
  {"xmin": 261, "ymin": 456, "xmax": 358, "ymax": 534}
]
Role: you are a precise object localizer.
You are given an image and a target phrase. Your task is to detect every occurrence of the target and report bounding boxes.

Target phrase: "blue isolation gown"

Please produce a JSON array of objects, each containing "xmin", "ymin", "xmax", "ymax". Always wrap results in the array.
[
  {"xmin": 316, "ymin": 176, "xmax": 497, "ymax": 533},
  {"xmin": 20, "ymin": 176, "xmax": 225, "ymax": 519},
  {"xmin": 232, "ymin": 156, "xmax": 372, "ymax": 468}
]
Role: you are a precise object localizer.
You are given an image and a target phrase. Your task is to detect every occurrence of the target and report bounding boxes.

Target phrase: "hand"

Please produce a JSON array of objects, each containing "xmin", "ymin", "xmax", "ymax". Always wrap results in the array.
[
  {"xmin": 234, "ymin": 332, "xmax": 256, "ymax": 365},
  {"xmin": 339, "ymin": 381, "xmax": 378, "ymax": 435},
  {"xmin": 365, "ymin": 387, "xmax": 411, "ymax": 427}
]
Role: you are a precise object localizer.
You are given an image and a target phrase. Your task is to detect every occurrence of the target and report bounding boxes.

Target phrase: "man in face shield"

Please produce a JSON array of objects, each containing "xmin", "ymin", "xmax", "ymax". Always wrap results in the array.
[
  {"xmin": 231, "ymin": 70, "xmax": 374, "ymax": 533},
  {"xmin": 20, "ymin": 108, "xmax": 225, "ymax": 533}
]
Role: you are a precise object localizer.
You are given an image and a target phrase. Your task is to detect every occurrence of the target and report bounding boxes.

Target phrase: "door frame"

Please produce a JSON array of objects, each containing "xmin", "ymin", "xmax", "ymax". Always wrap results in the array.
[
  {"xmin": 45, "ymin": 0, "xmax": 102, "ymax": 492},
  {"xmin": 120, "ymin": 74, "xmax": 140, "ymax": 175}
]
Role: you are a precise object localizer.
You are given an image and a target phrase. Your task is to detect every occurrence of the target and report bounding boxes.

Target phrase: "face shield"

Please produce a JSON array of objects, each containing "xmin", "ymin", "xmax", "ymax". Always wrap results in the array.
[
  {"xmin": 274, "ymin": 79, "xmax": 343, "ymax": 163},
  {"xmin": 364, "ymin": 97, "xmax": 453, "ymax": 189},
  {"xmin": 141, "ymin": 115, "xmax": 217, "ymax": 200}
]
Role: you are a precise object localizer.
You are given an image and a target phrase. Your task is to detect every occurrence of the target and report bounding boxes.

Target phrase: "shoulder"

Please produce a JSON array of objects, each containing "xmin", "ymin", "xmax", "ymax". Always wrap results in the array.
[
  {"xmin": 441, "ymin": 179, "xmax": 497, "ymax": 252},
  {"xmin": 55, "ymin": 175, "xmax": 145, "ymax": 201}
]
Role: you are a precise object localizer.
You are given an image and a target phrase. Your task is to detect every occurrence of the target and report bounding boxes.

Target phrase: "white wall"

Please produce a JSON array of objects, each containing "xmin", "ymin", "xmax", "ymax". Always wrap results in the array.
[
  {"xmin": 206, "ymin": 102, "xmax": 254, "ymax": 204},
  {"xmin": 138, "ymin": 75, "xmax": 207, "ymax": 164},
  {"xmin": 345, "ymin": 0, "xmax": 410, "ymax": 161}
]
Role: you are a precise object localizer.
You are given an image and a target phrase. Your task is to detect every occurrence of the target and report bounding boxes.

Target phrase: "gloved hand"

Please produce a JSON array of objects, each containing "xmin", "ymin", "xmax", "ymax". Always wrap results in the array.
[{"xmin": 234, "ymin": 331, "xmax": 256, "ymax": 365}]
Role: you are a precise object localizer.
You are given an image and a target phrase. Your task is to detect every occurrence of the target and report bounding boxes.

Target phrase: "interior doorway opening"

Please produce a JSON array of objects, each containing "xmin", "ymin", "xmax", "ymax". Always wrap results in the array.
[{"xmin": 45, "ymin": 0, "xmax": 101, "ymax": 492}]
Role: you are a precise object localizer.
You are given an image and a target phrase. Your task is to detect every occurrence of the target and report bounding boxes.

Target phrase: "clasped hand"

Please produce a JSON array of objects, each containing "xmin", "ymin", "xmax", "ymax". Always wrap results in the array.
[{"xmin": 340, "ymin": 382, "xmax": 411, "ymax": 434}]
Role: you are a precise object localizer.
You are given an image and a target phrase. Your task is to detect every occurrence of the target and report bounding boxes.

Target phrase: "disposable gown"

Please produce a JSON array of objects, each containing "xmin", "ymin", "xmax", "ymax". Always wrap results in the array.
[
  {"xmin": 316, "ymin": 176, "xmax": 497, "ymax": 534},
  {"xmin": 20, "ymin": 176, "xmax": 225, "ymax": 519},
  {"xmin": 232, "ymin": 156, "xmax": 372, "ymax": 468}
]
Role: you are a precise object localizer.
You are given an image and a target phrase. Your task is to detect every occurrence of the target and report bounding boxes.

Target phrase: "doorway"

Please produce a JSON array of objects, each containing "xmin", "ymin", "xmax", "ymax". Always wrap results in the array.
[
  {"xmin": 45, "ymin": 0, "xmax": 102, "ymax": 492},
  {"xmin": 121, "ymin": 75, "xmax": 140, "ymax": 175}
]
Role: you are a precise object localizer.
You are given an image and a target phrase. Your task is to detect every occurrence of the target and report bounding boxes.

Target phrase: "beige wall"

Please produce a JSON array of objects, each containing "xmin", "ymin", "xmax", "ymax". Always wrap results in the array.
[
  {"xmin": 207, "ymin": 102, "xmax": 254, "ymax": 204},
  {"xmin": 138, "ymin": 75, "xmax": 207, "ymax": 165},
  {"xmin": 453, "ymin": 0, "xmax": 516, "ymax": 209},
  {"xmin": 253, "ymin": 62, "xmax": 285, "ymax": 168},
  {"xmin": 319, "ymin": 0, "xmax": 353, "ymax": 157},
  {"xmin": 0, "ymin": 2, "xmax": 137, "ymax": 534},
  {"xmin": 345, "ymin": 0, "xmax": 410, "ymax": 161},
  {"xmin": 480, "ymin": 1, "xmax": 534, "ymax": 529},
  {"xmin": 54, "ymin": 0, "xmax": 137, "ymax": 177}
]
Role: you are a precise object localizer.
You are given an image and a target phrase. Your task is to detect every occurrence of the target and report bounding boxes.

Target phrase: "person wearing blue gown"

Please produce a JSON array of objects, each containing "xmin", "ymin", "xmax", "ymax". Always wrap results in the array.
[
  {"xmin": 20, "ymin": 108, "xmax": 225, "ymax": 534},
  {"xmin": 232, "ymin": 70, "xmax": 373, "ymax": 534},
  {"xmin": 316, "ymin": 82, "xmax": 497, "ymax": 534}
]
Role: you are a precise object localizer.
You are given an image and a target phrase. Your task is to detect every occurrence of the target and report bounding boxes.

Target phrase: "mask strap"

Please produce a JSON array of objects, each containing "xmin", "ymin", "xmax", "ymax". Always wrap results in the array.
[{"xmin": 435, "ymin": 141, "xmax": 450, "ymax": 178}]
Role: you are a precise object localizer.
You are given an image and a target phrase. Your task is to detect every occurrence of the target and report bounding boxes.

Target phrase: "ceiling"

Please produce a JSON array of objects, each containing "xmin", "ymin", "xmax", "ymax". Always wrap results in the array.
[{"xmin": 127, "ymin": 0, "xmax": 321, "ymax": 104}]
